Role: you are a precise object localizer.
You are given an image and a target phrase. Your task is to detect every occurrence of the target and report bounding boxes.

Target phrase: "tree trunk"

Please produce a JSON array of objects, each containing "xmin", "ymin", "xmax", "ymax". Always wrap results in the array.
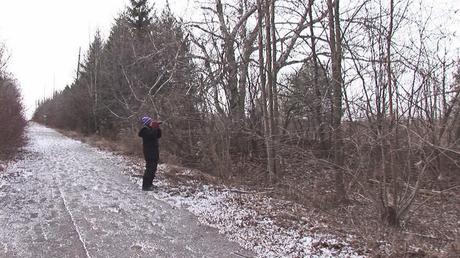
[
  {"xmin": 308, "ymin": 0, "xmax": 327, "ymax": 152},
  {"xmin": 216, "ymin": 0, "xmax": 243, "ymax": 121},
  {"xmin": 327, "ymin": 0, "xmax": 347, "ymax": 203},
  {"xmin": 257, "ymin": 0, "xmax": 275, "ymax": 182},
  {"xmin": 265, "ymin": 0, "xmax": 276, "ymax": 182},
  {"xmin": 386, "ymin": 0, "xmax": 399, "ymax": 212}
]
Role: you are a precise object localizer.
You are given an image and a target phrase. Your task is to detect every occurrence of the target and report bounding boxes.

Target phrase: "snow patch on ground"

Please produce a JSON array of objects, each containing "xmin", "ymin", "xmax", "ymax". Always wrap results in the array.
[
  {"xmin": 116, "ymin": 160, "xmax": 364, "ymax": 257},
  {"xmin": 152, "ymin": 181, "xmax": 362, "ymax": 258}
]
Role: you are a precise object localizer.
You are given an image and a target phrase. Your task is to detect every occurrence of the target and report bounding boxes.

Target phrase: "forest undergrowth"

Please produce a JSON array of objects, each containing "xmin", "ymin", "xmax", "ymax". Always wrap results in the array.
[{"xmin": 60, "ymin": 128, "xmax": 460, "ymax": 257}]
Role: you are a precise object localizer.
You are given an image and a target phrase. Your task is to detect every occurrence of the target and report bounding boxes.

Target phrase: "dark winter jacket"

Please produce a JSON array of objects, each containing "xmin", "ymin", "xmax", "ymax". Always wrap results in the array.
[{"xmin": 138, "ymin": 126, "xmax": 161, "ymax": 161}]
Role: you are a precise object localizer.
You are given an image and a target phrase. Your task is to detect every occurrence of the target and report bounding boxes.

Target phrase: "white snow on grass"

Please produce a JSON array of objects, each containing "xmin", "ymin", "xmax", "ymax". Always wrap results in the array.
[
  {"xmin": 150, "ymin": 180, "xmax": 363, "ymax": 258},
  {"xmin": 115, "ymin": 161, "xmax": 365, "ymax": 257}
]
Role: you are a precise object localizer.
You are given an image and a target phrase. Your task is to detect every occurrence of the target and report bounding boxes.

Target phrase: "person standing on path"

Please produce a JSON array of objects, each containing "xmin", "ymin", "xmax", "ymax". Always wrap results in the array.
[{"xmin": 138, "ymin": 116, "xmax": 162, "ymax": 191}]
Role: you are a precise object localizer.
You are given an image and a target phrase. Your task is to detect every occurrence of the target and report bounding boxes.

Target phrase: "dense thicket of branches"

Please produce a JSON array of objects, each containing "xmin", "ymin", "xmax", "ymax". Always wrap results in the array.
[
  {"xmin": 0, "ymin": 43, "xmax": 27, "ymax": 158},
  {"xmin": 34, "ymin": 0, "xmax": 460, "ymax": 226}
]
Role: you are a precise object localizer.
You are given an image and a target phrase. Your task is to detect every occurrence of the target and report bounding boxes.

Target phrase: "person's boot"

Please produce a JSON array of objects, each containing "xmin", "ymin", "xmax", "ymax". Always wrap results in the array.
[{"xmin": 142, "ymin": 185, "xmax": 155, "ymax": 191}]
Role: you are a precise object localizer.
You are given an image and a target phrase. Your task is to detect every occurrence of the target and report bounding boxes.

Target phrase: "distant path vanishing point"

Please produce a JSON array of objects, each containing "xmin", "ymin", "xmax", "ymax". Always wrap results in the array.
[{"xmin": 0, "ymin": 123, "xmax": 254, "ymax": 258}]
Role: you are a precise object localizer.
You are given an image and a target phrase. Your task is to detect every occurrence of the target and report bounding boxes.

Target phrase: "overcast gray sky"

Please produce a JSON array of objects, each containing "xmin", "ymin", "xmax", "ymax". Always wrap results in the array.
[
  {"xmin": 0, "ymin": 0, "xmax": 459, "ymax": 119},
  {"xmin": 0, "ymin": 0, "xmax": 196, "ymax": 118}
]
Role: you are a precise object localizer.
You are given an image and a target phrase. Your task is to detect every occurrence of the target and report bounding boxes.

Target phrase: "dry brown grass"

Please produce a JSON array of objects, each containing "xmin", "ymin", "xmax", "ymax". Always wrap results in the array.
[{"xmin": 220, "ymin": 158, "xmax": 460, "ymax": 257}]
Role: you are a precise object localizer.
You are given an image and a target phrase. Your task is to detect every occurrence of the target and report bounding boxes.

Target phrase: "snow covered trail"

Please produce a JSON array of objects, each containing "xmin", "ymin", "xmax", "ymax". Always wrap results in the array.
[{"xmin": 0, "ymin": 124, "xmax": 254, "ymax": 258}]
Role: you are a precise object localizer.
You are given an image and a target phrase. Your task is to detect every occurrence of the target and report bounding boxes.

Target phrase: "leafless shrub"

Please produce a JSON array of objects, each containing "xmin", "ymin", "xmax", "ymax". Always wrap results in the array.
[{"xmin": 0, "ymin": 45, "xmax": 27, "ymax": 159}]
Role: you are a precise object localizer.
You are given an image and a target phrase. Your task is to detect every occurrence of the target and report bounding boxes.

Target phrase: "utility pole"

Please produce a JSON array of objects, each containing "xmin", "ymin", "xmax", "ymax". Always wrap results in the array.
[
  {"xmin": 53, "ymin": 73, "xmax": 56, "ymax": 96},
  {"xmin": 76, "ymin": 47, "xmax": 81, "ymax": 81}
]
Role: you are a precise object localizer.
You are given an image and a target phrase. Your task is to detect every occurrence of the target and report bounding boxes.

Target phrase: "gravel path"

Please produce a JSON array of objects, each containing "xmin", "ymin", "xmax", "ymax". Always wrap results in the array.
[{"xmin": 0, "ymin": 124, "xmax": 254, "ymax": 258}]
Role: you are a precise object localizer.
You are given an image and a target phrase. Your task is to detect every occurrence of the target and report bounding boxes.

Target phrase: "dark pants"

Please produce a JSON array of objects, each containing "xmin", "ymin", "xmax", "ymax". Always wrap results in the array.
[{"xmin": 143, "ymin": 159, "xmax": 158, "ymax": 188}]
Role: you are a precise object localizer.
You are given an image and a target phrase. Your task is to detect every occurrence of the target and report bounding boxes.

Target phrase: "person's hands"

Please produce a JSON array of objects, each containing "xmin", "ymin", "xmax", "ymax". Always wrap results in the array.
[{"xmin": 149, "ymin": 121, "xmax": 162, "ymax": 129}]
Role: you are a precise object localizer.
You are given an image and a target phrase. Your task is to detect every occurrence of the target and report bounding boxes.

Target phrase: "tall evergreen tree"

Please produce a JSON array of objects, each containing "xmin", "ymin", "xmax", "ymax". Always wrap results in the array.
[
  {"xmin": 127, "ymin": 0, "xmax": 153, "ymax": 33},
  {"xmin": 79, "ymin": 30, "xmax": 104, "ymax": 133}
]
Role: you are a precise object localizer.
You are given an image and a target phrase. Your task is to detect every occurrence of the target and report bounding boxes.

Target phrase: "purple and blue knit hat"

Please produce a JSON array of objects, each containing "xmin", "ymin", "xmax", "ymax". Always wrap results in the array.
[{"xmin": 141, "ymin": 116, "xmax": 153, "ymax": 127}]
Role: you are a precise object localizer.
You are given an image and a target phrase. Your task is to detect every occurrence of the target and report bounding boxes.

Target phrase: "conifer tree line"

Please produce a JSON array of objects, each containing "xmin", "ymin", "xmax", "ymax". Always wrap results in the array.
[
  {"xmin": 34, "ymin": 1, "xmax": 198, "ymax": 158},
  {"xmin": 0, "ymin": 42, "xmax": 27, "ymax": 158},
  {"xmin": 33, "ymin": 0, "xmax": 460, "ymax": 225}
]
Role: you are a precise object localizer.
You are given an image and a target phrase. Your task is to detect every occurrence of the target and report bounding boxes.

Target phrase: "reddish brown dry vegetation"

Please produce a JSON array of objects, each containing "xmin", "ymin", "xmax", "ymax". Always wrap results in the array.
[{"xmin": 0, "ymin": 45, "xmax": 27, "ymax": 162}]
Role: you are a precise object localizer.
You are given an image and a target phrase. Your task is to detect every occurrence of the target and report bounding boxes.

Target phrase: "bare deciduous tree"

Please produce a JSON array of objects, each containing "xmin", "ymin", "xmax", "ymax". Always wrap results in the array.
[{"xmin": 0, "ymin": 43, "xmax": 27, "ymax": 158}]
